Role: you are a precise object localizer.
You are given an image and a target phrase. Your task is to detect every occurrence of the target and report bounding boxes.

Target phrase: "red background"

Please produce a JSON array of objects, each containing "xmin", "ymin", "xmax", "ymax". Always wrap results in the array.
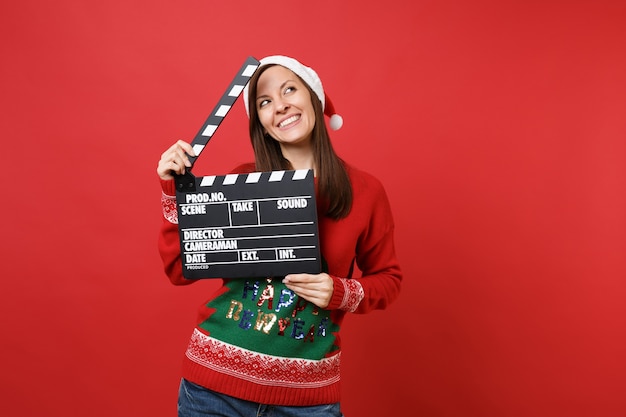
[{"xmin": 2, "ymin": 1, "xmax": 625, "ymax": 416}]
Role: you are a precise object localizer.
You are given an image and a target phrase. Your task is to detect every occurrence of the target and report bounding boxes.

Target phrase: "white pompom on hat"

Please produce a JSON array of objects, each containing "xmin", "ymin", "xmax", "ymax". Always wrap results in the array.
[
  {"xmin": 323, "ymin": 94, "xmax": 344, "ymax": 131},
  {"xmin": 243, "ymin": 55, "xmax": 343, "ymax": 131}
]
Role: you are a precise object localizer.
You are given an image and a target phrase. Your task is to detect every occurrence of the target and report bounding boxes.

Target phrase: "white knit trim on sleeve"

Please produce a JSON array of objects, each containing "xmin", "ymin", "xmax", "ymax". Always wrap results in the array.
[
  {"xmin": 339, "ymin": 278, "xmax": 364, "ymax": 312},
  {"xmin": 161, "ymin": 192, "xmax": 178, "ymax": 224}
]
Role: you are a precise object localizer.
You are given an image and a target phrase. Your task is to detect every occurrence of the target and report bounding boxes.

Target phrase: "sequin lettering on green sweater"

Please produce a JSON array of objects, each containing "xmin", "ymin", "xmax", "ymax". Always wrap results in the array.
[
  {"xmin": 199, "ymin": 278, "xmax": 340, "ymax": 359},
  {"xmin": 224, "ymin": 279, "xmax": 328, "ymax": 341}
]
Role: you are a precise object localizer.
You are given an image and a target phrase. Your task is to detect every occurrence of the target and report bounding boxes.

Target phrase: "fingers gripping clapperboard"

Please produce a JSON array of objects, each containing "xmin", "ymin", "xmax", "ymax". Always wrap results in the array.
[{"xmin": 174, "ymin": 56, "xmax": 322, "ymax": 279}]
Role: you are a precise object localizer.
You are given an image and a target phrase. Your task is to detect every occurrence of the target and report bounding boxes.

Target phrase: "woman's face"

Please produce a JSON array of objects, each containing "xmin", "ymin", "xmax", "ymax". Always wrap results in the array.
[{"xmin": 255, "ymin": 65, "xmax": 316, "ymax": 147}]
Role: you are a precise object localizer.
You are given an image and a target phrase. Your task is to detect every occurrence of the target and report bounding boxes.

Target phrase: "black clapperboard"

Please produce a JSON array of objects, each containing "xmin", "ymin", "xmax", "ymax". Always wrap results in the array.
[{"xmin": 174, "ymin": 57, "xmax": 322, "ymax": 279}]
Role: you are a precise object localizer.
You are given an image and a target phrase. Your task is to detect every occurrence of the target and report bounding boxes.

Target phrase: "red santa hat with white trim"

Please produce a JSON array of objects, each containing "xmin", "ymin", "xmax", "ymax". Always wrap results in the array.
[{"xmin": 243, "ymin": 55, "xmax": 344, "ymax": 131}]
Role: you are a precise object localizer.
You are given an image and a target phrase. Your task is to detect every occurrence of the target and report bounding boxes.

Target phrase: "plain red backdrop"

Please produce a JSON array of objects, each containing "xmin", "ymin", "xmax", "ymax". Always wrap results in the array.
[{"xmin": 1, "ymin": 1, "xmax": 625, "ymax": 416}]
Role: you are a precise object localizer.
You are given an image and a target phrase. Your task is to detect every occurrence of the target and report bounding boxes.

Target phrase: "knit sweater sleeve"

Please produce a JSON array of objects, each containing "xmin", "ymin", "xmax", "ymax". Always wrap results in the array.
[
  {"xmin": 157, "ymin": 178, "xmax": 195, "ymax": 286},
  {"xmin": 328, "ymin": 171, "xmax": 402, "ymax": 313}
]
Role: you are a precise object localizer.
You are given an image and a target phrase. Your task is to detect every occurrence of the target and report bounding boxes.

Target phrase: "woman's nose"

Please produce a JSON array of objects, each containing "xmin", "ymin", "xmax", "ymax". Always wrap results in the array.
[{"xmin": 275, "ymin": 100, "xmax": 289, "ymax": 113}]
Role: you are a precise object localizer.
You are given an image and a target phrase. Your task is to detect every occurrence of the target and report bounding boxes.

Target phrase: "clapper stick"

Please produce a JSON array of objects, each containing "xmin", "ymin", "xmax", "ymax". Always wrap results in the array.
[{"xmin": 176, "ymin": 56, "xmax": 260, "ymax": 192}]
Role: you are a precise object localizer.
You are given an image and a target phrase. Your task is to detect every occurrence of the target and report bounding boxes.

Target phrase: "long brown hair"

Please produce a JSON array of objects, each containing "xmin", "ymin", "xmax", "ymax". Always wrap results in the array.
[{"xmin": 247, "ymin": 64, "xmax": 353, "ymax": 220}]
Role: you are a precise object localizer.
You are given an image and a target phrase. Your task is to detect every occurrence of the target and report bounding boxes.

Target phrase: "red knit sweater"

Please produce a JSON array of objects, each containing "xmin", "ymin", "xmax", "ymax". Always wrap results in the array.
[{"xmin": 158, "ymin": 163, "xmax": 402, "ymax": 406}]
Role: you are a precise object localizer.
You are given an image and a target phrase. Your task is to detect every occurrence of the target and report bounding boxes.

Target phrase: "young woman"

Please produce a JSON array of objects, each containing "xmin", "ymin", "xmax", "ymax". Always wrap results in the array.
[{"xmin": 156, "ymin": 55, "xmax": 402, "ymax": 417}]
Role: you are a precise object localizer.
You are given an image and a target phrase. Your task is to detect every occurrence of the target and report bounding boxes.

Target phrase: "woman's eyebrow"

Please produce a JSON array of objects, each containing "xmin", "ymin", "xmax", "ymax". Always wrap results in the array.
[{"xmin": 256, "ymin": 79, "xmax": 296, "ymax": 101}]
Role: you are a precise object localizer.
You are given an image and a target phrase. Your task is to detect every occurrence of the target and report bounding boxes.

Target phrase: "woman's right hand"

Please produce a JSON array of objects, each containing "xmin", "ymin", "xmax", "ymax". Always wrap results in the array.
[{"xmin": 156, "ymin": 140, "xmax": 196, "ymax": 181}]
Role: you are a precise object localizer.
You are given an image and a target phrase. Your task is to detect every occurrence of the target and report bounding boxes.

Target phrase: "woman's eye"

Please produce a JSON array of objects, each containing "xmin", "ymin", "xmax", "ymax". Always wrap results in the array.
[
  {"xmin": 258, "ymin": 99, "xmax": 269, "ymax": 108},
  {"xmin": 284, "ymin": 86, "xmax": 295, "ymax": 94}
]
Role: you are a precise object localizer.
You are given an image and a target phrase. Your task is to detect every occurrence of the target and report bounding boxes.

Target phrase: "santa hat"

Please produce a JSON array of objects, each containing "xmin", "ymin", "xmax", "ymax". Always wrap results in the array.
[{"xmin": 243, "ymin": 55, "xmax": 344, "ymax": 131}]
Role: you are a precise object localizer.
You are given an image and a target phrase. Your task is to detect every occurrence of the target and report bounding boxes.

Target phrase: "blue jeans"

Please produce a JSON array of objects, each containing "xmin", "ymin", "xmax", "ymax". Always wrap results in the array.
[{"xmin": 178, "ymin": 378, "xmax": 344, "ymax": 417}]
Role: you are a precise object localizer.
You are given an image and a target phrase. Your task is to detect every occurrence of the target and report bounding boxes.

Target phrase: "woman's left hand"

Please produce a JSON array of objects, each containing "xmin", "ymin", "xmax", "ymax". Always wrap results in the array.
[{"xmin": 282, "ymin": 273, "xmax": 334, "ymax": 308}]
